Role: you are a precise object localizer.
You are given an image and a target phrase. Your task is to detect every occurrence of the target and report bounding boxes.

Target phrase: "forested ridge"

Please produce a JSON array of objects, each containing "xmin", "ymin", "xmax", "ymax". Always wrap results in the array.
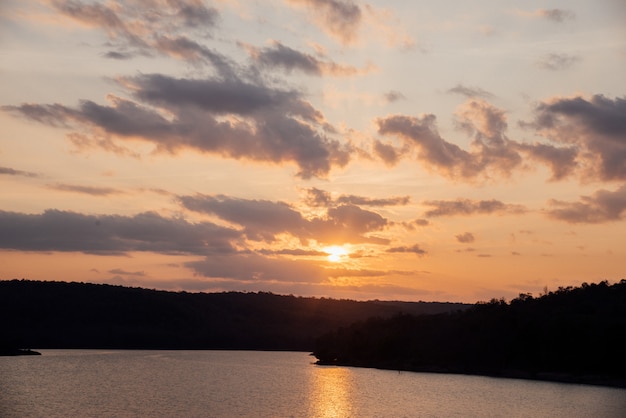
[
  {"xmin": 313, "ymin": 280, "xmax": 626, "ymax": 387},
  {"xmin": 0, "ymin": 279, "xmax": 467, "ymax": 352}
]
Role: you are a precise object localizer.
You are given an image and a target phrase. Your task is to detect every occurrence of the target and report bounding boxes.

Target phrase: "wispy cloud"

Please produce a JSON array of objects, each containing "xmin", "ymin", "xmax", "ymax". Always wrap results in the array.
[
  {"xmin": 545, "ymin": 184, "xmax": 626, "ymax": 223},
  {"xmin": 516, "ymin": 8, "xmax": 575, "ymax": 23},
  {"xmin": 47, "ymin": 183, "xmax": 124, "ymax": 196},
  {"xmin": 0, "ymin": 166, "xmax": 40, "ymax": 178},
  {"xmin": 303, "ymin": 187, "xmax": 410, "ymax": 207},
  {"xmin": 423, "ymin": 198, "xmax": 527, "ymax": 217},
  {"xmin": 536, "ymin": 53, "xmax": 581, "ymax": 71},
  {"xmin": 284, "ymin": 0, "xmax": 362, "ymax": 45},
  {"xmin": 456, "ymin": 232, "xmax": 475, "ymax": 243},
  {"xmin": 244, "ymin": 41, "xmax": 373, "ymax": 76},
  {"xmin": 447, "ymin": 84, "xmax": 494, "ymax": 100},
  {"xmin": 387, "ymin": 244, "xmax": 427, "ymax": 255}
]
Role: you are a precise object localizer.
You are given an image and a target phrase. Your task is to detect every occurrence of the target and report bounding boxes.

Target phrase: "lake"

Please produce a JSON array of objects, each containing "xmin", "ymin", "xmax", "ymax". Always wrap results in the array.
[{"xmin": 1, "ymin": 350, "xmax": 624, "ymax": 417}]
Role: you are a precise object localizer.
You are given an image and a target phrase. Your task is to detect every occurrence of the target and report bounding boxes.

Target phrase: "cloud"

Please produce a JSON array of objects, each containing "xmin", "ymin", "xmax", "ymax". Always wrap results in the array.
[
  {"xmin": 423, "ymin": 198, "xmax": 527, "ymax": 217},
  {"xmin": 545, "ymin": 184, "xmax": 626, "ymax": 223},
  {"xmin": 244, "ymin": 41, "xmax": 370, "ymax": 76},
  {"xmin": 517, "ymin": 8, "xmax": 575, "ymax": 23},
  {"xmin": 0, "ymin": 166, "xmax": 39, "ymax": 178},
  {"xmin": 50, "ymin": 0, "xmax": 220, "ymax": 62},
  {"xmin": 179, "ymin": 194, "xmax": 307, "ymax": 242},
  {"xmin": 285, "ymin": 0, "xmax": 362, "ymax": 45},
  {"xmin": 3, "ymin": 72, "xmax": 351, "ymax": 179},
  {"xmin": 372, "ymin": 140, "xmax": 404, "ymax": 167},
  {"xmin": 515, "ymin": 142, "xmax": 578, "ymax": 181},
  {"xmin": 387, "ymin": 244, "xmax": 427, "ymax": 256},
  {"xmin": 456, "ymin": 232, "xmax": 475, "ymax": 243},
  {"xmin": 179, "ymin": 193, "xmax": 390, "ymax": 245},
  {"xmin": 257, "ymin": 248, "xmax": 327, "ymax": 256},
  {"xmin": 536, "ymin": 8, "xmax": 575, "ymax": 23},
  {"xmin": 377, "ymin": 99, "xmax": 522, "ymax": 179},
  {"xmin": 447, "ymin": 84, "xmax": 494, "ymax": 99},
  {"xmin": 186, "ymin": 253, "xmax": 328, "ymax": 283},
  {"xmin": 522, "ymin": 95, "xmax": 626, "ymax": 181},
  {"xmin": 0, "ymin": 209, "xmax": 240, "ymax": 255},
  {"xmin": 302, "ymin": 187, "xmax": 410, "ymax": 207},
  {"xmin": 536, "ymin": 53, "xmax": 581, "ymax": 71},
  {"xmin": 108, "ymin": 268, "xmax": 145, "ymax": 276},
  {"xmin": 47, "ymin": 183, "xmax": 124, "ymax": 196},
  {"xmin": 384, "ymin": 90, "xmax": 406, "ymax": 103}
]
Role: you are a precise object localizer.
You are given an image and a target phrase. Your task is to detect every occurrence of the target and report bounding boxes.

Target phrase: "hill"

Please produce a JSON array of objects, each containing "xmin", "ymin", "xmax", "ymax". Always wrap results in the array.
[
  {"xmin": 0, "ymin": 279, "xmax": 468, "ymax": 352},
  {"xmin": 313, "ymin": 280, "xmax": 626, "ymax": 387}
]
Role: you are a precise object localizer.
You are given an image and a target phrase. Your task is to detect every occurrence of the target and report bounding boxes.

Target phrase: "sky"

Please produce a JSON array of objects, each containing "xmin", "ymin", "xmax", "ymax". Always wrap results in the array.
[{"xmin": 1, "ymin": 0, "xmax": 625, "ymax": 302}]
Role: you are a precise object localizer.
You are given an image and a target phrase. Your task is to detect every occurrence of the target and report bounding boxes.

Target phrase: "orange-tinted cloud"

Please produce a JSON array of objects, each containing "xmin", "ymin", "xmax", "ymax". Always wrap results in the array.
[{"xmin": 284, "ymin": 0, "xmax": 362, "ymax": 45}]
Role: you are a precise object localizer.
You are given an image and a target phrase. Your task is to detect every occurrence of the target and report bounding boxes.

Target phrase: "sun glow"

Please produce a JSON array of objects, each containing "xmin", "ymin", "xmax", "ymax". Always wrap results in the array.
[{"xmin": 324, "ymin": 245, "xmax": 349, "ymax": 263}]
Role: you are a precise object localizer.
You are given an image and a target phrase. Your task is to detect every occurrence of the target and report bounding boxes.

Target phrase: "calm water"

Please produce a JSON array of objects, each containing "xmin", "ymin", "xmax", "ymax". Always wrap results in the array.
[{"xmin": 1, "ymin": 350, "xmax": 624, "ymax": 417}]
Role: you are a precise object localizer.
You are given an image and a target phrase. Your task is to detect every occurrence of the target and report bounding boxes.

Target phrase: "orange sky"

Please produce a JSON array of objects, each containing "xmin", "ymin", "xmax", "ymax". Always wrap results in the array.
[{"xmin": 1, "ymin": 0, "xmax": 625, "ymax": 302}]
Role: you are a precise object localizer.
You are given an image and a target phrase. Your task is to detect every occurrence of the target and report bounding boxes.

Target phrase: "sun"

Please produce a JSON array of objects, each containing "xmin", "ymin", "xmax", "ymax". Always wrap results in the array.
[{"xmin": 324, "ymin": 245, "xmax": 349, "ymax": 263}]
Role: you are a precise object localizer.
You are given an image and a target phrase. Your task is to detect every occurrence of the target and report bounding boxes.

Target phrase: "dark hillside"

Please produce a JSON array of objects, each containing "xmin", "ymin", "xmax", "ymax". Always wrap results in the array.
[
  {"xmin": 313, "ymin": 280, "xmax": 626, "ymax": 387},
  {"xmin": 0, "ymin": 279, "xmax": 468, "ymax": 351}
]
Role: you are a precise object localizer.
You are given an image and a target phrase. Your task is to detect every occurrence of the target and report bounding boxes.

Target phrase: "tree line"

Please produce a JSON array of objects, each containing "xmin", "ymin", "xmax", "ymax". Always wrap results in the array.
[
  {"xmin": 313, "ymin": 280, "xmax": 626, "ymax": 387},
  {"xmin": 0, "ymin": 279, "xmax": 466, "ymax": 352}
]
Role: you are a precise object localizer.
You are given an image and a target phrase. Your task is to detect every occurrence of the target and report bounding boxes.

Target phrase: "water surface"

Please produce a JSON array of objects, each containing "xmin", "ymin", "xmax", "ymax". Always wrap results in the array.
[{"xmin": 1, "ymin": 350, "xmax": 624, "ymax": 417}]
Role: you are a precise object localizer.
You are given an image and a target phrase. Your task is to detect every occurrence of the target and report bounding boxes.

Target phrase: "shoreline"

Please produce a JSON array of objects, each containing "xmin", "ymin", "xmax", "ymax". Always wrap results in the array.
[{"xmin": 315, "ymin": 360, "xmax": 626, "ymax": 389}]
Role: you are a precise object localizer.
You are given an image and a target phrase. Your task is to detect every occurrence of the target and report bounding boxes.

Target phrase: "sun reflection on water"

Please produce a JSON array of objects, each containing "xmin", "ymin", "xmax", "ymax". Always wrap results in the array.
[{"xmin": 309, "ymin": 366, "xmax": 354, "ymax": 417}]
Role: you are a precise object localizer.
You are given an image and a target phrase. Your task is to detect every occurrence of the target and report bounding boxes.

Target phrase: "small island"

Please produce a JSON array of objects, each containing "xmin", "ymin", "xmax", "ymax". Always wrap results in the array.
[{"xmin": 0, "ymin": 347, "xmax": 41, "ymax": 356}]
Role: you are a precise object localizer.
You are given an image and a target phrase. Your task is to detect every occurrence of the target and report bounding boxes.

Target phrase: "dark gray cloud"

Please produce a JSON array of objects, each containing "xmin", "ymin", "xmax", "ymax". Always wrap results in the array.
[
  {"xmin": 522, "ymin": 95, "xmax": 626, "ymax": 181},
  {"xmin": 447, "ymin": 84, "xmax": 494, "ymax": 99},
  {"xmin": 285, "ymin": 0, "xmax": 362, "ymax": 44},
  {"xmin": 456, "ymin": 232, "xmax": 475, "ymax": 243},
  {"xmin": 47, "ymin": 183, "xmax": 123, "ymax": 196},
  {"xmin": 387, "ymin": 244, "xmax": 427, "ymax": 255},
  {"xmin": 0, "ymin": 209, "xmax": 240, "ymax": 255},
  {"xmin": 536, "ymin": 53, "xmax": 581, "ymax": 71},
  {"xmin": 3, "ymin": 73, "xmax": 351, "ymax": 179},
  {"xmin": 423, "ymin": 198, "xmax": 527, "ymax": 217},
  {"xmin": 179, "ymin": 193, "xmax": 389, "ymax": 245},
  {"xmin": 303, "ymin": 187, "xmax": 410, "ymax": 207},
  {"xmin": 246, "ymin": 41, "xmax": 363, "ymax": 76},
  {"xmin": 0, "ymin": 166, "xmax": 39, "ymax": 178},
  {"xmin": 545, "ymin": 184, "xmax": 626, "ymax": 223}
]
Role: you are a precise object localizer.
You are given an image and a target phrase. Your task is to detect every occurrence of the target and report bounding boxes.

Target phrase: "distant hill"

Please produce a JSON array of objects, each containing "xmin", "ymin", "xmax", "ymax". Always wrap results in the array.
[
  {"xmin": 0, "ymin": 279, "xmax": 468, "ymax": 352},
  {"xmin": 313, "ymin": 280, "xmax": 626, "ymax": 387}
]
